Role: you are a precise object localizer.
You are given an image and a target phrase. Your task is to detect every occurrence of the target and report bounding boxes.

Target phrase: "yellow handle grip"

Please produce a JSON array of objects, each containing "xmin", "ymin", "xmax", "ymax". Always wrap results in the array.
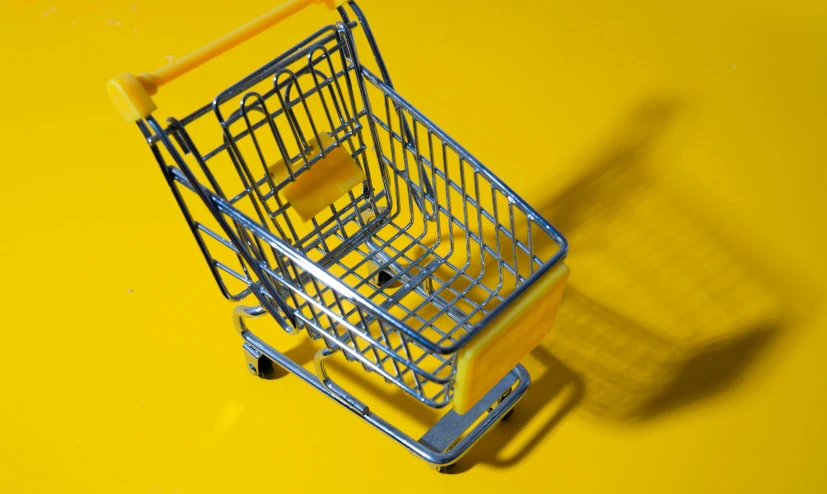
[{"xmin": 108, "ymin": 0, "xmax": 342, "ymax": 122}]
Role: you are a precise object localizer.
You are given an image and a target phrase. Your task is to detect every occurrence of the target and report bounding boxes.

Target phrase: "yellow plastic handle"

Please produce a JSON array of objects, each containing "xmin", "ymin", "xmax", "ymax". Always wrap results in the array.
[{"xmin": 108, "ymin": 0, "xmax": 342, "ymax": 122}]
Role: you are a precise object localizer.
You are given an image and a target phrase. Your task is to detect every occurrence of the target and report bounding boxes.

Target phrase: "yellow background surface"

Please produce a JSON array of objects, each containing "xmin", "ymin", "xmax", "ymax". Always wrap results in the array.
[{"xmin": 1, "ymin": 0, "xmax": 826, "ymax": 492}]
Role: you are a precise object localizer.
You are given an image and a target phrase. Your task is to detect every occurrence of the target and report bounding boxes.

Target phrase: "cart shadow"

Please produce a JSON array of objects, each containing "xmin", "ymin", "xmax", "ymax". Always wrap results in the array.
[
  {"xmin": 547, "ymin": 288, "xmax": 783, "ymax": 422},
  {"xmin": 450, "ymin": 96, "xmax": 806, "ymax": 471},
  {"xmin": 637, "ymin": 323, "xmax": 778, "ymax": 419},
  {"xmin": 531, "ymin": 97, "xmax": 800, "ymax": 422}
]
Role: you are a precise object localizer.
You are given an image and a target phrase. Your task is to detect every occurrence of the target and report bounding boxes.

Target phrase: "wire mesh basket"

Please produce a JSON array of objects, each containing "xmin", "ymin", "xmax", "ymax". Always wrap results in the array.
[{"xmin": 109, "ymin": 0, "xmax": 568, "ymax": 471}]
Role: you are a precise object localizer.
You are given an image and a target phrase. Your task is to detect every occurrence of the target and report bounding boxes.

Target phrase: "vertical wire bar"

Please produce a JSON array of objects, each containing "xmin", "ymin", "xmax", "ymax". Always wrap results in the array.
[
  {"xmin": 508, "ymin": 198, "xmax": 519, "ymax": 288},
  {"xmin": 527, "ymin": 215, "xmax": 535, "ymax": 275},
  {"xmin": 488, "ymin": 182, "xmax": 504, "ymax": 291}
]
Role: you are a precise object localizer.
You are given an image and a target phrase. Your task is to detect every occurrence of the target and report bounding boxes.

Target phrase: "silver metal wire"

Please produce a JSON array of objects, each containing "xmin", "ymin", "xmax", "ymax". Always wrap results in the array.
[{"xmin": 138, "ymin": 6, "xmax": 566, "ymax": 408}]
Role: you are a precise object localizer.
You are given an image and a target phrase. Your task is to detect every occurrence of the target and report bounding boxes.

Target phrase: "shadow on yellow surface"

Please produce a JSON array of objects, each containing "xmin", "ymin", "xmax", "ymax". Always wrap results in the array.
[{"xmin": 539, "ymin": 98, "xmax": 796, "ymax": 422}]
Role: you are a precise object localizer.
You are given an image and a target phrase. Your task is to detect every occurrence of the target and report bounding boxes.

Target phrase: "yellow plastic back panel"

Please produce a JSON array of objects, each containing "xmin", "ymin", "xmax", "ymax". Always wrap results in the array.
[
  {"xmin": 453, "ymin": 263, "xmax": 569, "ymax": 414},
  {"xmin": 268, "ymin": 133, "xmax": 365, "ymax": 222}
]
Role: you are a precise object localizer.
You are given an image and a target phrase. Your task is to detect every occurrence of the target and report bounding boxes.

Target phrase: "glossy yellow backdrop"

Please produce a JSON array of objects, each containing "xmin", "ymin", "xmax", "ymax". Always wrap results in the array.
[{"xmin": 1, "ymin": 0, "xmax": 826, "ymax": 492}]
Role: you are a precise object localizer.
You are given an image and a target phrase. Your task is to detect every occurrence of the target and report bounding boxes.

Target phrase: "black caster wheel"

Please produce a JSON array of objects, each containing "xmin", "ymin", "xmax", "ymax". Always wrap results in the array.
[
  {"xmin": 488, "ymin": 387, "xmax": 515, "ymax": 420},
  {"xmin": 248, "ymin": 356, "xmax": 276, "ymax": 379},
  {"xmin": 432, "ymin": 462, "xmax": 457, "ymax": 474}
]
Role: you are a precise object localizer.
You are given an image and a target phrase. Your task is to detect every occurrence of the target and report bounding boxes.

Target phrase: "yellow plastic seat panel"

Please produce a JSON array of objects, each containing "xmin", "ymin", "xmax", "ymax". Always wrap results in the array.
[{"xmin": 268, "ymin": 133, "xmax": 365, "ymax": 222}]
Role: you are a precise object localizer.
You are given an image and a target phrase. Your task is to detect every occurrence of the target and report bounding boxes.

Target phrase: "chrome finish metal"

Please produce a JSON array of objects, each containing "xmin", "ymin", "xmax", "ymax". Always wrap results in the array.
[
  {"xmin": 314, "ymin": 347, "xmax": 370, "ymax": 415},
  {"xmin": 132, "ymin": 0, "xmax": 566, "ymax": 469}
]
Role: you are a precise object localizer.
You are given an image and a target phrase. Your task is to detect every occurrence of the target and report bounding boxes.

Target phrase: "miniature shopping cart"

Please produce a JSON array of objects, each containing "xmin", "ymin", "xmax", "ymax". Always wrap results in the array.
[{"xmin": 108, "ymin": 0, "xmax": 568, "ymax": 471}]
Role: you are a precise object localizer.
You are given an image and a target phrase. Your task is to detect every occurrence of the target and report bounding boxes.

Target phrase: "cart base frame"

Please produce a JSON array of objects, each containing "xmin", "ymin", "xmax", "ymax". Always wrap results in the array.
[{"xmin": 235, "ymin": 304, "xmax": 530, "ymax": 471}]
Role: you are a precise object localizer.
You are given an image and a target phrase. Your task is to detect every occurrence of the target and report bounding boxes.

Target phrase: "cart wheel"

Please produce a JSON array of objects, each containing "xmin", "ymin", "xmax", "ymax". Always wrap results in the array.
[
  {"xmin": 431, "ymin": 462, "xmax": 457, "ymax": 474},
  {"xmin": 249, "ymin": 355, "xmax": 275, "ymax": 379},
  {"xmin": 376, "ymin": 270, "xmax": 394, "ymax": 287}
]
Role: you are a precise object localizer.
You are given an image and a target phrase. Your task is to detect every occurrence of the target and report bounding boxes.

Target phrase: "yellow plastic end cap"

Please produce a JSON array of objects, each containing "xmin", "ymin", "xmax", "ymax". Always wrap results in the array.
[
  {"xmin": 453, "ymin": 263, "xmax": 570, "ymax": 414},
  {"xmin": 107, "ymin": 73, "xmax": 157, "ymax": 122}
]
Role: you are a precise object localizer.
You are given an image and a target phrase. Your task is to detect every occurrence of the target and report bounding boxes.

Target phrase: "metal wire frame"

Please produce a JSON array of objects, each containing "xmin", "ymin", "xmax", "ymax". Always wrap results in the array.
[{"xmin": 136, "ymin": 4, "xmax": 567, "ymax": 407}]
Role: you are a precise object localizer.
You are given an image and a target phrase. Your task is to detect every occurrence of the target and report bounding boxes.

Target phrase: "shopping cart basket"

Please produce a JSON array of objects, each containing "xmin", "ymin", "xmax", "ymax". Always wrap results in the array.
[{"xmin": 108, "ymin": 0, "xmax": 568, "ymax": 471}]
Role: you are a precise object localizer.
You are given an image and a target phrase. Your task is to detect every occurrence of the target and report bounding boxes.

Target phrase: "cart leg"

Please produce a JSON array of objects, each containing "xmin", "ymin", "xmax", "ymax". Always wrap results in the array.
[
  {"xmin": 235, "ymin": 305, "xmax": 280, "ymax": 379},
  {"xmin": 430, "ymin": 462, "xmax": 457, "ymax": 474},
  {"xmin": 487, "ymin": 387, "xmax": 515, "ymax": 421},
  {"xmin": 313, "ymin": 347, "xmax": 370, "ymax": 415},
  {"xmin": 243, "ymin": 342, "xmax": 277, "ymax": 379}
]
